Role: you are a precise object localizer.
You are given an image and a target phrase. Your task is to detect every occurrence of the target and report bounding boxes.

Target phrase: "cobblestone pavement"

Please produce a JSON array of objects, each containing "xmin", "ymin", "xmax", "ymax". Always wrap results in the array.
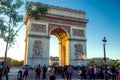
[{"xmin": 8, "ymin": 67, "xmax": 80, "ymax": 80}]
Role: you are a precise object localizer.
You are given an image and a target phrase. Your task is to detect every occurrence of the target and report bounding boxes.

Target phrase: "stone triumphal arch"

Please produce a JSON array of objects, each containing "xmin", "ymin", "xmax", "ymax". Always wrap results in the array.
[{"xmin": 24, "ymin": 3, "xmax": 88, "ymax": 67}]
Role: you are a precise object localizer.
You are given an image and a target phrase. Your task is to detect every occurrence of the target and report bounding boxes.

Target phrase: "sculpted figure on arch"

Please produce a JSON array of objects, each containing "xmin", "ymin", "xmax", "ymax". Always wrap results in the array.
[
  {"xmin": 33, "ymin": 40, "xmax": 42, "ymax": 57},
  {"xmin": 74, "ymin": 44, "xmax": 83, "ymax": 59}
]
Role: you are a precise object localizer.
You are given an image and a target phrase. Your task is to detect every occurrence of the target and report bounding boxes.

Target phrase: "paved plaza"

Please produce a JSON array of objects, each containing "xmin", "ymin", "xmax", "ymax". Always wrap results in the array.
[{"xmin": 8, "ymin": 67, "xmax": 80, "ymax": 80}]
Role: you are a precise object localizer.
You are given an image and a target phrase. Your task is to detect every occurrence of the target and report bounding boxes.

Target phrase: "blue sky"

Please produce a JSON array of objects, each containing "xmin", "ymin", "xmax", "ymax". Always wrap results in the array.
[
  {"xmin": 0, "ymin": 0, "xmax": 120, "ymax": 60},
  {"xmin": 32, "ymin": 0, "xmax": 120, "ymax": 59}
]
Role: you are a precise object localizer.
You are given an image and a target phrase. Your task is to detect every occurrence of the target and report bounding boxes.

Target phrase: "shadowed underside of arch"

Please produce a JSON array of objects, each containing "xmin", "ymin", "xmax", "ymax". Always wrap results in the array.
[{"xmin": 51, "ymin": 28, "xmax": 68, "ymax": 41}]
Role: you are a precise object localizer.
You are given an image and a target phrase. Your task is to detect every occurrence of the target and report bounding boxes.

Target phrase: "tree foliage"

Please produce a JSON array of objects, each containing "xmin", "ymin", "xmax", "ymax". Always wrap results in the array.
[
  {"xmin": 88, "ymin": 60, "xmax": 96, "ymax": 66},
  {"xmin": 114, "ymin": 60, "xmax": 120, "ymax": 67},
  {"xmin": 12, "ymin": 59, "xmax": 23, "ymax": 66},
  {"xmin": 0, "ymin": 0, "xmax": 48, "ymax": 46},
  {"xmin": 0, "ymin": 0, "xmax": 24, "ymax": 47},
  {"xmin": 26, "ymin": 2, "xmax": 48, "ymax": 20},
  {"xmin": 0, "ymin": 57, "xmax": 23, "ymax": 66},
  {"xmin": 0, "ymin": 0, "xmax": 48, "ymax": 63},
  {"xmin": 87, "ymin": 59, "xmax": 120, "ymax": 67},
  {"xmin": 53, "ymin": 62, "xmax": 59, "ymax": 65}
]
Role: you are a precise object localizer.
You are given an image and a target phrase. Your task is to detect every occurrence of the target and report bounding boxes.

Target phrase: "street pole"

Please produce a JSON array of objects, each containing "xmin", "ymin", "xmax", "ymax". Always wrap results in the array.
[{"xmin": 102, "ymin": 37, "xmax": 107, "ymax": 80}]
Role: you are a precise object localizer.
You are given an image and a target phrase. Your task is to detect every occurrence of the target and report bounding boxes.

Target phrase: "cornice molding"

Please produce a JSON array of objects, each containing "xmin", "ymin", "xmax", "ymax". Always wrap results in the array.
[
  {"xmin": 28, "ymin": 34, "xmax": 50, "ymax": 39},
  {"xmin": 69, "ymin": 38, "xmax": 87, "ymax": 42},
  {"xmin": 30, "ymin": 2, "xmax": 85, "ymax": 14}
]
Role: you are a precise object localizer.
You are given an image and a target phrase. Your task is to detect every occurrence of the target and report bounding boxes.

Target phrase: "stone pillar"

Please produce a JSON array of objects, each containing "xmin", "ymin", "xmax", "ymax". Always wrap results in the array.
[{"xmin": 26, "ymin": 36, "xmax": 50, "ymax": 67}]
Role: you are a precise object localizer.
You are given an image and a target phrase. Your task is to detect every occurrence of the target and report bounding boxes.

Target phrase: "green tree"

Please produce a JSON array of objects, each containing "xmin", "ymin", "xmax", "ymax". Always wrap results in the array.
[
  {"xmin": 88, "ymin": 60, "xmax": 96, "ymax": 66},
  {"xmin": 12, "ymin": 59, "xmax": 23, "ymax": 66},
  {"xmin": 53, "ymin": 62, "xmax": 59, "ymax": 65},
  {"xmin": 0, "ymin": 0, "xmax": 48, "ymax": 64},
  {"xmin": 26, "ymin": 2, "xmax": 48, "ymax": 20},
  {"xmin": 106, "ymin": 61, "xmax": 114, "ymax": 66},
  {"xmin": 0, "ymin": 0, "xmax": 24, "ymax": 64},
  {"xmin": 96, "ymin": 61, "xmax": 104, "ymax": 66},
  {"xmin": 114, "ymin": 60, "xmax": 120, "ymax": 67}
]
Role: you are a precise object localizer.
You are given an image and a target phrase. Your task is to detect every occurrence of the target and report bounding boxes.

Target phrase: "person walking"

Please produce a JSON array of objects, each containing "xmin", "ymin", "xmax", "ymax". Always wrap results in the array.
[
  {"xmin": 23, "ymin": 65, "xmax": 28, "ymax": 80},
  {"xmin": 67, "ymin": 65, "xmax": 73, "ymax": 80},
  {"xmin": 49, "ymin": 66, "xmax": 55, "ymax": 80},
  {"xmin": 42, "ymin": 65, "xmax": 47, "ymax": 79},
  {"xmin": 35, "ymin": 65, "xmax": 42, "ymax": 80}
]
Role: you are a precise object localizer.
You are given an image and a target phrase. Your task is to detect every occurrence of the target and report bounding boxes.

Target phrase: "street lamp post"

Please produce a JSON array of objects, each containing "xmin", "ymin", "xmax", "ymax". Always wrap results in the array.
[{"xmin": 102, "ymin": 37, "xmax": 107, "ymax": 79}]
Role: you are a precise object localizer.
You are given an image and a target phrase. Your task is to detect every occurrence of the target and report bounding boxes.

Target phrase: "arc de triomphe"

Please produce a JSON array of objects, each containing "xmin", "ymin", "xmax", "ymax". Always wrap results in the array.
[{"xmin": 24, "ymin": 3, "xmax": 88, "ymax": 67}]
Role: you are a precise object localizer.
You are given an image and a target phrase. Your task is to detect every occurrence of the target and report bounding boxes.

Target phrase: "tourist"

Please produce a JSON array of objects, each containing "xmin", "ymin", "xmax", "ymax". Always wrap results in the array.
[
  {"xmin": 110, "ymin": 66, "xmax": 117, "ymax": 80},
  {"xmin": 23, "ymin": 65, "xmax": 28, "ymax": 80},
  {"xmin": 67, "ymin": 65, "xmax": 73, "ymax": 80},
  {"xmin": 35, "ymin": 65, "xmax": 42, "ymax": 80},
  {"xmin": 6, "ymin": 65, "xmax": 10, "ymax": 80},
  {"xmin": 0, "ymin": 62, "xmax": 6, "ymax": 80},
  {"xmin": 42, "ymin": 65, "xmax": 47, "ymax": 79},
  {"xmin": 80, "ymin": 66, "xmax": 86, "ymax": 79},
  {"xmin": 61, "ymin": 66, "xmax": 65, "ymax": 79},
  {"xmin": 99, "ymin": 67, "xmax": 104, "ymax": 79},
  {"xmin": 118, "ymin": 66, "xmax": 120, "ymax": 80},
  {"xmin": 17, "ymin": 70, "xmax": 23, "ymax": 80},
  {"xmin": 49, "ymin": 66, "xmax": 55, "ymax": 80}
]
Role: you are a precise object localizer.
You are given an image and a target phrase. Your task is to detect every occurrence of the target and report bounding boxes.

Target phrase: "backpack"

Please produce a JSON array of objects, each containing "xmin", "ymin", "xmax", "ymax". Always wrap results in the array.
[{"xmin": 36, "ymin": 67, "xmax": 41, "ymax": 72}]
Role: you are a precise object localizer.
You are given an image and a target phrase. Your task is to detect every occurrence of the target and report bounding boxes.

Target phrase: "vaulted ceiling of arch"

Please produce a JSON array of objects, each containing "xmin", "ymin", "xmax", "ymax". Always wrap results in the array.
[{"xmin": 51, "ymin": 28, "xmax": 68, "ymax": 41}]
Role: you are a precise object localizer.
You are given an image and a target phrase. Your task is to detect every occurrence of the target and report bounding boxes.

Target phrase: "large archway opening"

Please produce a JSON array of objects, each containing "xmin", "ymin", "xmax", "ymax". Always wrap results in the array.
[
  {"xmin": 50, "ymin": 35, "xmax": 59, "ymax": 57},
  {"xmin": 49, "ymin": 35, "xmax": 59, "ymax": 65},
  {"xmin": 50, "ymin": 28, "xmax": 69, "ymax": 66}
]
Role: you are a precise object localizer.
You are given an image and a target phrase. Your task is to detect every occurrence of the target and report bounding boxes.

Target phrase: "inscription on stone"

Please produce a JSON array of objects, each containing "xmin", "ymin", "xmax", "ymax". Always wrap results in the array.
[
  {"xmin": 43, "ymin": 17, "xmax": 86, "ymax": 26},
  {"xmin": 73, "ymin": 29, "xmax": 84, "ymax": 37},
  {"xmin": 31, "ymin": 23, "xmax": 46, "ymax": 33}
]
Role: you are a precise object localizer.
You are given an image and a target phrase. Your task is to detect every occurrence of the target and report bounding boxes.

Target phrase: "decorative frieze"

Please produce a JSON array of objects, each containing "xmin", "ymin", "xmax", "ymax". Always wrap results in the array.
[
  {"xmin": 72, "ymin": 29, "xmax": 84, "ymax": 37},
  {"xmin": 48, "ymin": 8, "xmax": 85, "ymax": 19},
  {"xmin": 49, "ymin": 24, "xmax": 70, "ymax": 33},
  {"xmin": 31, "ymin": 23, "xmax": 46, "ymax": 33},
  {"xmin": 42, "ymin": 17, "xmax": 86, "ymax": 26}
]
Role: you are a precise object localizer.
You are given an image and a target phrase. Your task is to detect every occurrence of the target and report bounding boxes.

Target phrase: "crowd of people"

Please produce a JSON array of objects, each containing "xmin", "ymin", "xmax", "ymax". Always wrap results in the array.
[
  {"xmin": 78, "ymin": 65, "xmax": 120, "ymax": 80},
  {"xmin": 1, "ymin": 62, "xmax": 120, "ymax": 80},
  {"xmin": 19, "ymin": 64, "xmax": 74, "ymax": 80}
]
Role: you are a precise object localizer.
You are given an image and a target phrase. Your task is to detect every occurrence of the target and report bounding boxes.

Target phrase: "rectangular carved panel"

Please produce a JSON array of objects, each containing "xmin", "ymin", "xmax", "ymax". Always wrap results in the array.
[
  {"xmin": 72, "ymin": 29, "xmax": 84, "ymax": 37},
  {"xmin": 31, "ymin": 23, "xmax": 46, "ymax": 33}
]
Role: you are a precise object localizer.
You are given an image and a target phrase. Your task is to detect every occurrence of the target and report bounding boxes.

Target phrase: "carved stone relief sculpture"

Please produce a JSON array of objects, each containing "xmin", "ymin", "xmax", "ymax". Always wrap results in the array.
[
  {"xmin": 33, "ymin": 40, "xmax": 42, "ymax": 57},
  {"xmin": 49, "ymin": 24, "xmax": 70, "ymax": 34},
  {"xmin": 74, "ymin": 43, "xmax": 83, "ymax": 59},
  {"xmin": 31, "ymin": 23, "xmax": 46, "ymax": 33},
  {"xmin": 73, "ymin": 29, "xmax": 84, "ymax": 37}
]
